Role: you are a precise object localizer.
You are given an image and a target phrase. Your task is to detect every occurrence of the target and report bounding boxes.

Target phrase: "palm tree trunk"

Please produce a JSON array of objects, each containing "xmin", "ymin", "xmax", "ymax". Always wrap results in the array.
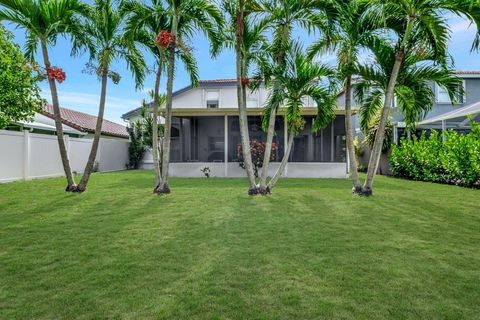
[
  {"xmin": 76, "ymin": 67, "xmax": 109, "ymax": 192},
  {"xmin": 362, "ymin": 50, "xmax": 404, "ymax": 196},
  {"xmin": 40, "ymin": 41, "xmax": 76, "ymax": 191},
  {"xmin": 235, "ymin": 4, "xmax": 258, "ymax": 195},
  {"xmin": 259, "ymin": 47, "xmax": 285, "ymax": 194},
  {"xmin": 158, "ymin": 16, "xmax": 178, "ymax": 194},
  {"xmin": 363, "ymin": 16, "xmax": 414, "ymax": 196},
  {"xmin": 344, "ymin": 75, "xmax": 362, "ymax": 194},
  {"xmin": 239, "ymin": 84, "xmax": 259, "ymax": 194},
  {"xmin": 152, "ymin": 64, "xmax": 163, "ymax": 193},
  {"xmin": 267, "ymin": 131, "xmax": 294, "ymax": 191},
  {"xmin": 258, "ymin": 106, "xmax": 277, "ymax": 193}
]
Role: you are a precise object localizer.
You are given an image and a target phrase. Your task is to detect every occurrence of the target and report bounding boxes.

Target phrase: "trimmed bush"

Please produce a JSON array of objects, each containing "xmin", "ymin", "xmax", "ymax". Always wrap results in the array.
[{"xmin": 390, "ymin": 120, "xmax": 480, "ymax": 188}]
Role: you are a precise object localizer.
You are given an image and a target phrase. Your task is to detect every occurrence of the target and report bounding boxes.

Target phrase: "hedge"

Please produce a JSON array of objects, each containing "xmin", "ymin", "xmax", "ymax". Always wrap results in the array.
[{"xmin": 389, "ymin": 120, "xmax": 480, "ymax": 188}]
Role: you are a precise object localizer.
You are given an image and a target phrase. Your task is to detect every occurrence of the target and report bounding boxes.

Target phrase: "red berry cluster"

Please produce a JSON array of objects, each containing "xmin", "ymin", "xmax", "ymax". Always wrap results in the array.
[
  {"xmin": 241, "ymin": 77, "xmax": 250, "ymax": 86},
  {"xmin": 156, "ymin": 30, "xmax": 175, "ymax": 48},
  {"xmin": 48, "ymin": 67, "xmax": 66, "ymax": 83}
]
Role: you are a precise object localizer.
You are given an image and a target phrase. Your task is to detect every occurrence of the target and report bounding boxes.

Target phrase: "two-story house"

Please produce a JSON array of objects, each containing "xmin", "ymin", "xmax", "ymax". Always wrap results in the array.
[
  {"xmin": 344, "ymin": 70, "xmax": 480, "ymax": 142},
  {"xmin": 122, "ymin": 79, "xmax": 351, "ymax": 178},
  {"xmin": 412, "ymin": 71, "xmax": 480, "ymax": 136}
]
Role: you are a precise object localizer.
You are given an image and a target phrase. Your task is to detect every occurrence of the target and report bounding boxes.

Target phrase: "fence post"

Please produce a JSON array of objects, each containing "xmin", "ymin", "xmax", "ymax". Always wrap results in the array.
[{"xmin": 23, "ymin": 130, "xmax": 30, "ymax": 180}]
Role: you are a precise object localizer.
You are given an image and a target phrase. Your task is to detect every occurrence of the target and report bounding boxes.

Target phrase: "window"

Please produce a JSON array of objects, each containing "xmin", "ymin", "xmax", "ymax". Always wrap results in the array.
[
  {"xmin": 436, "ymin": 82, "xmax": 466, "ymax": 104},
  {"xmin": 246, "ymin": 90, "xmax": 258, "ymax": 108},
  {"xmin": 206, "ymin": 90, "xmax": 219, "ymax": 108}
]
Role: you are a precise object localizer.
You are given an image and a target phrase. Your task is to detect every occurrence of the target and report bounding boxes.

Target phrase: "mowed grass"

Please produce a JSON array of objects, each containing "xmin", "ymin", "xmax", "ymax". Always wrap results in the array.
[{"xmin": 0, "ymin": 171, "xmax": 479, "ymax": 319}]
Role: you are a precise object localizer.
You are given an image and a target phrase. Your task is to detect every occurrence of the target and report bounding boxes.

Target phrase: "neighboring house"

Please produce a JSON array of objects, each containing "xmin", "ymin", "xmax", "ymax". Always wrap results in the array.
[
  {"xmin": 8, "ymin": 111, "xmax": 86, "ymax": 137},
  {"xmin": 42, "ymin": 105, "xmax": 129, "ymax": 140},
  {"xmin": 6, "ymin": 105, "xmax": 129, "ymax": 139},
  {"xmin": 346, "ymin": 70, "xmax": 480, "ymax": 174},
  {"xmin": 348, "ymin": 70, "xmax": 480, "ymax": 141},
  {"xmin": 413, "ymin": 71, "xmax": 480, "ymax": 136},
  {"xmin": 1, "ymin": 106, "xmax": 130, "ymax": 183},
  {"xmin": 122, "ymin": 79, "xmax": 351, "ymax": 178}
]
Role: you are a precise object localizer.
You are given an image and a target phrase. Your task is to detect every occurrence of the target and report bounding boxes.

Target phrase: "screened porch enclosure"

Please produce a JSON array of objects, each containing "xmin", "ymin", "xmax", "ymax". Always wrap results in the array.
[{"xmin": 169, "ymin": 115, "xmax": 346, "ymax": 164}]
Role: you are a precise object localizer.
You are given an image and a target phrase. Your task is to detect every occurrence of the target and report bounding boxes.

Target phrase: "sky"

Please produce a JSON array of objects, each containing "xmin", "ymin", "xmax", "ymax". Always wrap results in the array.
[{"xmin": 2, "ymin": 12, "xmax": 480, "ymax": 125}]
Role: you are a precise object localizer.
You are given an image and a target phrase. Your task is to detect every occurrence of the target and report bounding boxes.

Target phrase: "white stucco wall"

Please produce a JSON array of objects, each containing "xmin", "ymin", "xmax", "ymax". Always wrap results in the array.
[
  {"xmin": 173, "ymin": 89, "xmax": 204, "ymax": 108},
  {"xmin": 140, "ymin": 149, "xmax": 347, "ymax": 178},
  {"xmin": 172, "ymin": 86, "xmax": 273, "ymax": 109}
]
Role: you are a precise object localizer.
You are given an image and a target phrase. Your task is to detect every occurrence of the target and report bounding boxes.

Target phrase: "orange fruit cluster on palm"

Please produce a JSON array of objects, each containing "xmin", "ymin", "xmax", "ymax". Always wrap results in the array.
[
  {"xmin": 48, "ymin": 67, "xmax": 66, "ymax": 83},
  {"xmin": 156, "ymin": 30, "xmax": 175, "ymax": 48}
]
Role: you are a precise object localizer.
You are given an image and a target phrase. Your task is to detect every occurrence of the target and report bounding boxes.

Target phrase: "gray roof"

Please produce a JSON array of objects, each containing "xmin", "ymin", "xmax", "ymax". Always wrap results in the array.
[{"xmin": 419, "ymin": 101, "xmax": 480, "ymax": 125}]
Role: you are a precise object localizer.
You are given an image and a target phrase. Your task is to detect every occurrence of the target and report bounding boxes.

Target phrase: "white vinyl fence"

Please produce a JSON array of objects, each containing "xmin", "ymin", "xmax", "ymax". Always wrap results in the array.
[{"xmin": 0, "ymin": 130, "xmax": 130, "ymax": 183}]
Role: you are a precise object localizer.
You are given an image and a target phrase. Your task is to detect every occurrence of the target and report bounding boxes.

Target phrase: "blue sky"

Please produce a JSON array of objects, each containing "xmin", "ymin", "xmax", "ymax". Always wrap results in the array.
[{"xmin": 3, "ymin": 13, "xmax": 480, "ymax": 125}]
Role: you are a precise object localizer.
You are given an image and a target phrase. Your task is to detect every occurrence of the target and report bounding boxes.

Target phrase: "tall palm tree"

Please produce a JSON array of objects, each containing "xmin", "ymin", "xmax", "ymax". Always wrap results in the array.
[
  {"xmin": 75, "ymin": 0, "xmax": 145, "ymax": 192},
  {"xmin": 156, "ymin": 0, "xmax": 224, "ymax": 194},
  {"xmin": 120, "ymin": 0, "xmax": 168, "ymax": 193},
  {"xmin": 121, "ymin": 0, "xmax": 203, "ymax": 194},
  {"xmin": 257, "ymin": 42, "xmax": 337, "ymax": 191},
  {"xmin": 0, "ymin": 0, "xmax": 89, "ymax": 191},
  {"xmin": 361, "ymin": 0, "xmax": 480, "ymax": 196},
  {"xmin": 308, "ymin": 0, "xmax": 376, "ymax": 195},
  {"xmin": 257, "ymin": 0, "xmax": 336, "ymax": 194},
  {"xmin": 355, "ymin": 39, "xmax": 464, "ymax": 136},
  {"xmin": 221, "ymin": 0, "xmax": 266, "ymax": 195}
]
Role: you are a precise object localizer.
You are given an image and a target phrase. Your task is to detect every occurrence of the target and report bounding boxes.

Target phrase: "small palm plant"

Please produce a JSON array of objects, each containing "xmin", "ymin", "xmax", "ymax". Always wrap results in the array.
[
  {"xmin": 255, "ymin": 42, "xmax": 338, "ymax": 192},
  {"xmin": 0, "ymin": 0, "xmax": 90, "ymax": 191},
  {"xmin": 75, "ymin": 0, "xmax": 146, "ymax": 192}
]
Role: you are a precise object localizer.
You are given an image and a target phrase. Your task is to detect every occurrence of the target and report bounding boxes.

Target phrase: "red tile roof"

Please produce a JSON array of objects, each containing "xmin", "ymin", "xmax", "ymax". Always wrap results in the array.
[{"xmin": 42, "ymin": 105, "xmax": 129, "ymax": 138}]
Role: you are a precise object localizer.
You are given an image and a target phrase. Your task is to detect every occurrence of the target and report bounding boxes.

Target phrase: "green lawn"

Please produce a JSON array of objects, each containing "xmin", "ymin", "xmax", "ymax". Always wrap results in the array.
[{"xmin": 1, "ymin": 171, "xmax": 479, "ymax": 319}]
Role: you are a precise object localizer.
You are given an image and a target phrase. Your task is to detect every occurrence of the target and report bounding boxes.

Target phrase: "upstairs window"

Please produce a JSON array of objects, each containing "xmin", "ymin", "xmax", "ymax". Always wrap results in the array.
[
  {"xmin": 246, "ymin": 90, "xmax": 258, "ymax": 108},
  {"xmin": 206, "ymin": 90, "xmax": 219, "ymax": 108},
  {"xmin": 436, "ymin": 82, "xmax": 466, "ymax": 104}
]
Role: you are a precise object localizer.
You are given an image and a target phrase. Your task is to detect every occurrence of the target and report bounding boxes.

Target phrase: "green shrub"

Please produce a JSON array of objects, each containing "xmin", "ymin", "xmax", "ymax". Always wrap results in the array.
[
  {"xmin": 390, "ymin": 119, "xmax": 480, "ymax": 188},
  {"xmin": 126, "ymin": 122, "xmax": 146, "ymax": 169}
]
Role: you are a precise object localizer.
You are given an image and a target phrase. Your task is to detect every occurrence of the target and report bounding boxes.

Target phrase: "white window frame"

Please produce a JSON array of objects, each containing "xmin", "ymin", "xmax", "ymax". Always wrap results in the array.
[
  {"xmin": 435, "ymin": 81, "xmax": 466, "ymax": 105},
  {"xmin": 246, "ymin": 89, "xmax": 259, "ymax": 108},
  {"xmin": 204, "ymin": 89, "xmax": 221, "ymax": 108}
]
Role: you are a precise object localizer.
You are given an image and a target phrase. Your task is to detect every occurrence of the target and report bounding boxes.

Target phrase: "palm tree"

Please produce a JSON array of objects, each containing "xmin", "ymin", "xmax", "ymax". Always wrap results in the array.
[
  {"xmin": 121, "ymin": 0, "xmax": 203, "ymax": 194},
  {"xmin": 156, "ymin": 0, "xmax": 224, "ymax": 194},
  {"xmin": 75, "ymin": 0, "xmax": 145, "ymax": 192},
  {"xmin": 355, "ymin": 39, "xmax": 464, "ymax": 136},
  {"xmin": 258, "ymin": 42, "xmax": 337, "ymax": 191},
  {"xmin": 0, "ymin": 0, "xmax": 89, "ymax": 191},
  {"xmin": 361, "ymin": 0, "xmax": 480, "ymax": 196},
  {"xmin": 221, "ymin": 0, "xmax": 266, "ymax": 195},
  {"xmin": 120, "ymin": 0, "xmax": 169, "ymax": 193},
  {"xmin": 257, "ymin": 0, "xmax": 336, "ymax": 194},
  {"xmin": 308, "ymin": 0, "xmax": 377, "ymax": 195}
]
